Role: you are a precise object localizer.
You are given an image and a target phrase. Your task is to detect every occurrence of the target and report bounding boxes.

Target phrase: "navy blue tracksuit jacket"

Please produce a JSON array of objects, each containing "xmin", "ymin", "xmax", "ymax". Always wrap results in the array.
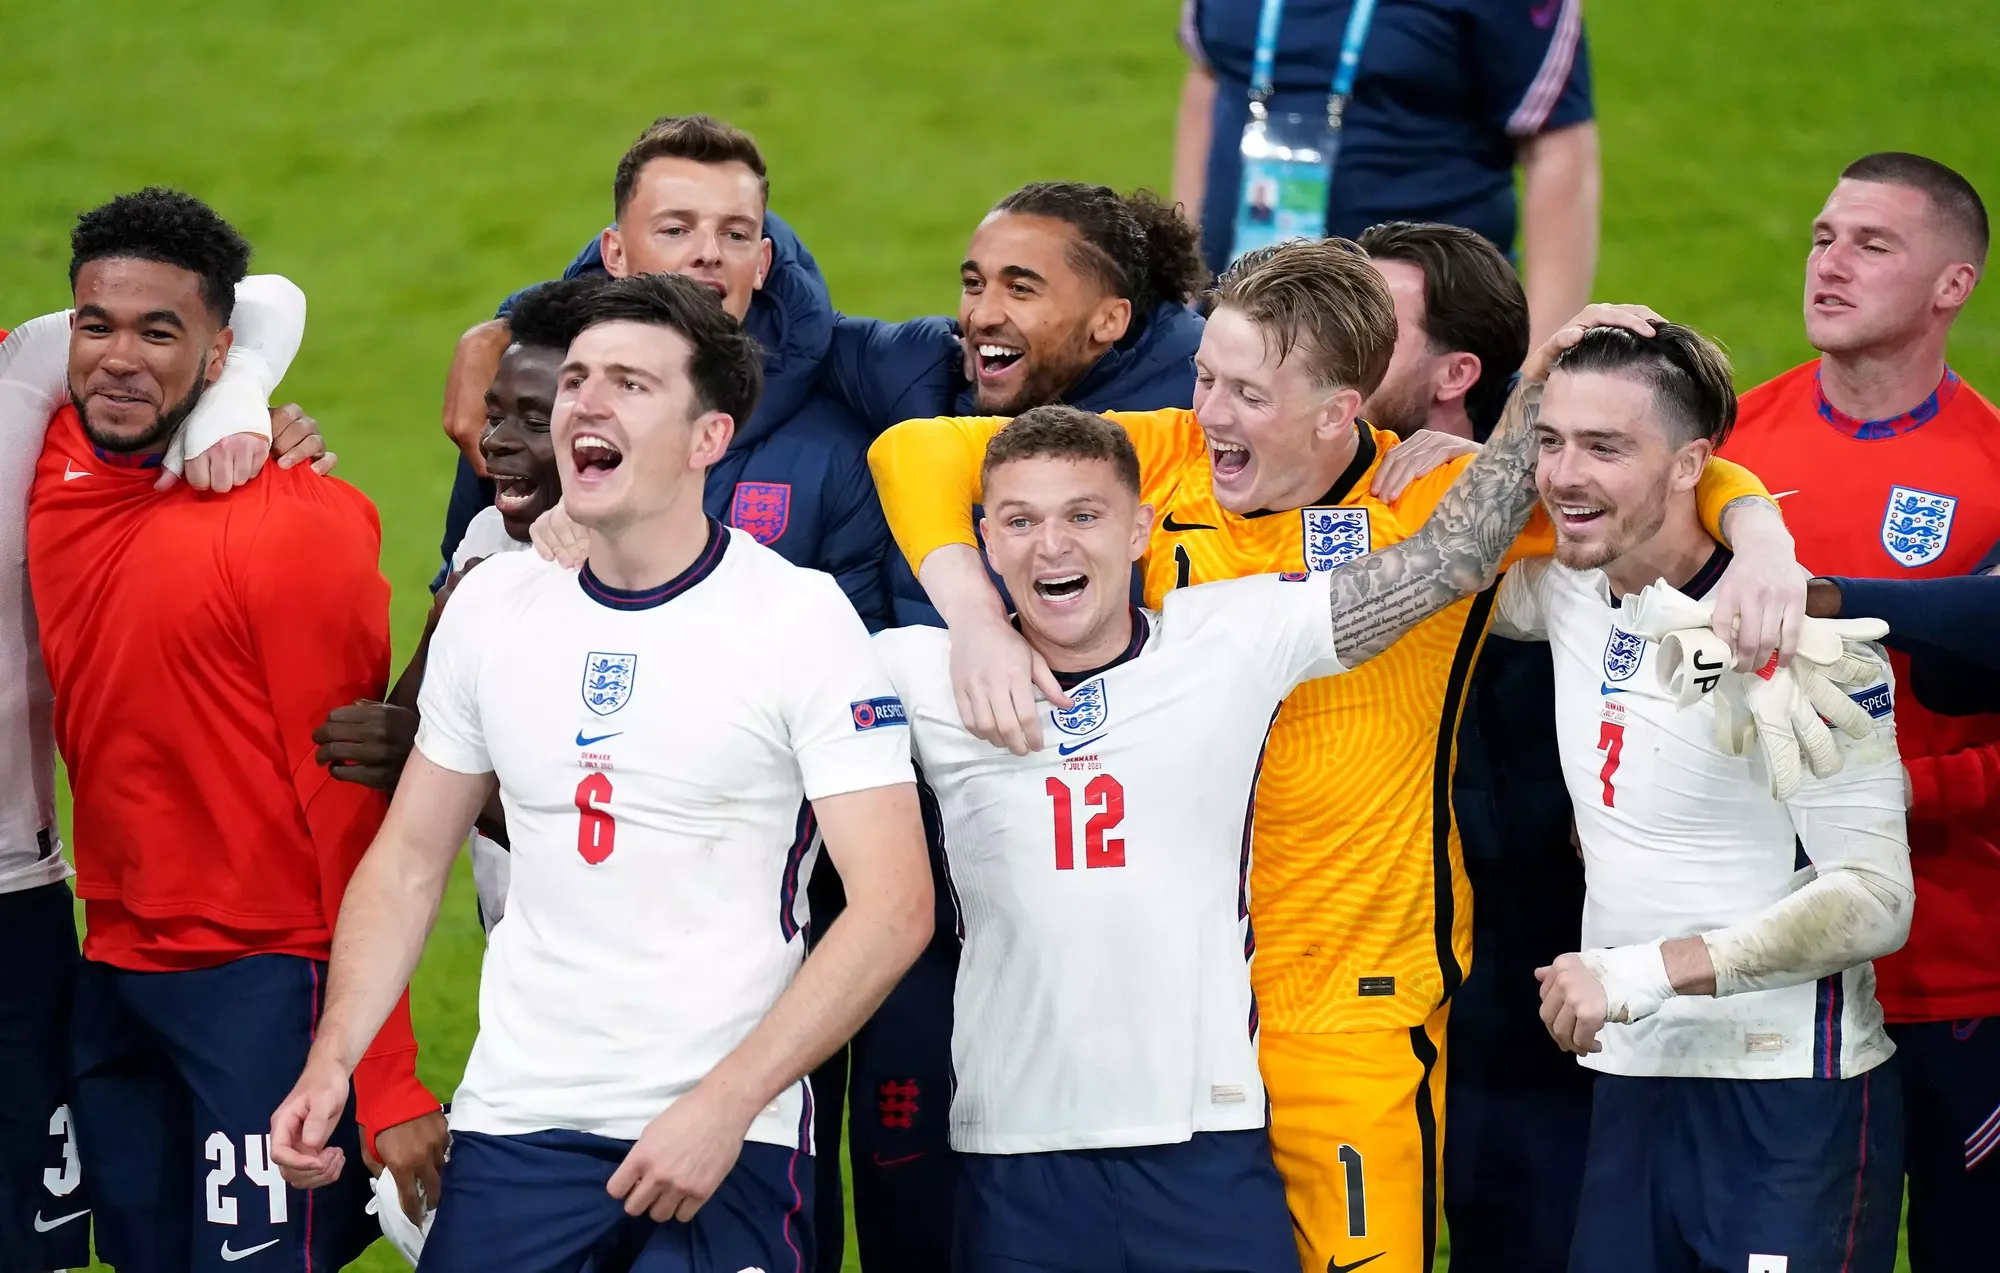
[{"xmin": 434, "ymin": 212, "xmax": 892, "ymax": 630}]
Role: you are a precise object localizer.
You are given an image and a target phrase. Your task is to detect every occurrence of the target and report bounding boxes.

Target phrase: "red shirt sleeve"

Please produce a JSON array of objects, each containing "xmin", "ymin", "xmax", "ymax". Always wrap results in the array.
[{"xmin": 233, "ymin": 476, "xmax": 437, "ymax": 1149}]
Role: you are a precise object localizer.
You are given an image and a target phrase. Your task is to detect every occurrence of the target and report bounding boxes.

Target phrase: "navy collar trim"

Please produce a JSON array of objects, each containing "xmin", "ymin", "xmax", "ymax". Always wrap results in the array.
[
  {"xmin": 1682, "ymin": 543, "xmax": 1734, "ymax": 602},
  {"xmin": 90, "ymin": 446, "xmax": 164, "ymax": 469},
  {"xmin": 578, "ymin": 519, "xmax": 729, "ymax": 611},
  {"xmin": 1814, "ymin": 365, "xmax": 1959, "ymax": 440}
]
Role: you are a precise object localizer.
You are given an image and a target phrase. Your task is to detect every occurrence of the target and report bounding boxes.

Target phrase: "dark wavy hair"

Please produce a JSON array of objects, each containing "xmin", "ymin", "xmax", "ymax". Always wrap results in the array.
[
  {"xmin": 992, "ymin": 182, "xmax": 1210, "ymax": 326},
  {"xmin": 571, "ymin": 273, "xmax": 765, "ymax": 424}
]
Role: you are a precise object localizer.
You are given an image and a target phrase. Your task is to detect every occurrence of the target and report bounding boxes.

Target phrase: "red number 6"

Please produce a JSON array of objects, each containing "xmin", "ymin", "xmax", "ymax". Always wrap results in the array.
[{"xmin": 574, "ymin": 772, "xmax": 616, "ymax": 864}]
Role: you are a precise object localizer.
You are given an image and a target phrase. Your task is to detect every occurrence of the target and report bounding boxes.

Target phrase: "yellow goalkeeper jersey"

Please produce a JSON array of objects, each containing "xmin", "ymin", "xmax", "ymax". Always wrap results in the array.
[{"xmin": 869, "ymin": 408, "xmax": 1770, "ymax": 1033}]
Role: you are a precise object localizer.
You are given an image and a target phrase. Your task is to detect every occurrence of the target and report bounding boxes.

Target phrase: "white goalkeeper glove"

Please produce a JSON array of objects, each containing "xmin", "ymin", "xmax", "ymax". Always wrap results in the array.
[
  {"xmin": 1628, "ymin": 582, "xmax": 1893, "ymax": 797},
  {"xmin": 366, "ymin": 1167, "xmax": 432, "ymax": 1266}
]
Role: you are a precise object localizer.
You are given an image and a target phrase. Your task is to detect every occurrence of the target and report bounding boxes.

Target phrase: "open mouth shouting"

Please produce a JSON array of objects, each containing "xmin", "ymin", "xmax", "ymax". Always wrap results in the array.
[
  {"xmin": 1207, "ymin": 437, "xmax": 1250, "ymax": 482},
  {"xmin": 1032, "ymin": 571, "xmax": 1089, "ymax": 607},
  {"xmin": 490, "ymin": 469, "xmax": 547, "ymax": 517},
  {"xmin": 570, "ymin": 432, "xmax": 626, "ymax": 483}
]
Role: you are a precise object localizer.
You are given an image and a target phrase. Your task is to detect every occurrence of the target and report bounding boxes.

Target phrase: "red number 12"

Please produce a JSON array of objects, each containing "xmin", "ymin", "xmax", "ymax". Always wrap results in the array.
[{"xmin": 1046, "ymin": 775, "xmax": 1126, "ymax": 870}]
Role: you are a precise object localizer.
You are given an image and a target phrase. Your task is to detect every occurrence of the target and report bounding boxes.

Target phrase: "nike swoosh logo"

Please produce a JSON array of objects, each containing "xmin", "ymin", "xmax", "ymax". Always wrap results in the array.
[
  {"xmin": 63, "ymin": 461, "xmax": 91, "ymax": 481},
  {"xmin": 1328, "ymin": 1255, "xmax": 1385, "ymax": 1273},
  {"xmin": 220, "ymin": 1238, "xmax": 281, "ymax": 1261},
  {"xmin": 575, "ymin": 730, "xmax": 623, "ymax": 747},
  {"xmin": 33, "ymin": 1208, "xmax": 88, "ymax": 1232},
  {"xmin": 1600, "ymin": 684, "xmax": 1627, "ymax": 695},
  {"xmin": 1769, "ymin": 490, "xmax": 1799, "ymax": 501},
  {"xmin": 1056, "ymin": 734, "xmax": 1106, "ymax": 756},
  {"xmin": 872, "ymin": 1151, "xmax": 925, "ymax": 1168},
  {"xmin": 1160, "ymin": 512, "xmax": 1218, "ymax": 532}
]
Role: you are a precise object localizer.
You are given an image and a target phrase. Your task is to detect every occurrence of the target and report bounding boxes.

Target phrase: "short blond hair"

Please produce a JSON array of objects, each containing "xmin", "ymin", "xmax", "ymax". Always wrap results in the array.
[{"xmin": 1208, "ymin": 238, "xmax": 1398, "ymax": 394}]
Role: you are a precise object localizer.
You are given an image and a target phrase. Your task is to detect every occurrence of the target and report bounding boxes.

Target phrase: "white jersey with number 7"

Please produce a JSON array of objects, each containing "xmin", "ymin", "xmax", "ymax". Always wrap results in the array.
[
  {"xmin": 1489, "ymin": 552, "xmax": 1903, "ymax": 1081},
  {"xmin": 875, "ymin": 570, "xmax": 1347, "ymax": 1155}
]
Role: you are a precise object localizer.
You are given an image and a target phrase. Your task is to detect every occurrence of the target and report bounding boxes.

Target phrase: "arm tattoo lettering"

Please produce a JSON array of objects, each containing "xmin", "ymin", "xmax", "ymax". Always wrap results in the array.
[{"xmin": 1326, "ymin": 381, "xmax": 1546, "ymax": 665}]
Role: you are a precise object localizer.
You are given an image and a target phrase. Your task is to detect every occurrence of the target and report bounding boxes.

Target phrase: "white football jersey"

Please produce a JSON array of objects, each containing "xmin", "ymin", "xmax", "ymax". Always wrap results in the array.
[
  {"xmin": 448, "ymin": 504, "xmax": 530, "ymax": 930},
  {"xmin": 1493, "ymin": 554, "xmax": 1902, "ymax": 1080},
  {"xmin": 416, "ymin": 525, "xmax": 912, "ymax": 1149},
  {"xmin": 0, "ymin": 284, "xmax": 293, "ymax": 895},
  {"xmin": 875, "ymin": 571, "xmax": 1346, "ymax": 1153}
]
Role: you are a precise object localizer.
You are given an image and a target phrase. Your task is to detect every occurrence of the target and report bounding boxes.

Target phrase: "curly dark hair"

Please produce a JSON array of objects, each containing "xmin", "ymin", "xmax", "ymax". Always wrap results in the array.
[
  {"xmin": 506, "ymin": 275, "xmax": 611, "ymax": 353},
  {"xmin": 571, "ymin": 273, "xmax": 765, "ymax": 425},
  {"xmin": 992, "ymin": 182, "xmax": 1210, "ymax": 327},
  {"xmin": 68, "ymin": 187, "xmax": 250, "ymax": 324}
]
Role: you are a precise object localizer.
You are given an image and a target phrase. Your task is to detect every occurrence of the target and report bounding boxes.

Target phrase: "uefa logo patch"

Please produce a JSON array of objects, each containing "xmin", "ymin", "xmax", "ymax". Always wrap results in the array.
[
  {"xmin": 850, "ymin": 696, "xmax": 908, "ymax": 731},
  {"xmin": 1880, "ymin": 485, "xmax": 1956, "ymax": 568},
  {"xmin": 581, "ymin": 652, "xmax": 638, "ymax": 716},
  {"xmin": 730, "ymin": 481, "xmax": 792, "ymax": 545},
  {"xmin": 1602, "ymin": 627, "xmax": 1647, "ymax": 683},
  {"xmin": 1301, "ymin": 507, "xmax": 1369, "ymax": 572},
  {"xmin": 1051, "ymin": 678, "xmax": 1109, "ymax": 736}
]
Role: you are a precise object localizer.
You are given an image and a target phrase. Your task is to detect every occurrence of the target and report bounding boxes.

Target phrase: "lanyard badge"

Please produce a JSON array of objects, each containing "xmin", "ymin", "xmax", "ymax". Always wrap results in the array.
[{"xmin": 1229, "ymin": 0, "xmax": 1378, "ymax": 265}]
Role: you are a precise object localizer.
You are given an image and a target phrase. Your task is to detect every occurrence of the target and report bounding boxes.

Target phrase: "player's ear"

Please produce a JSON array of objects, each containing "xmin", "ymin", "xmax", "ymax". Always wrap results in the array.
[
  {"xmin": 601, "ymin": 226, "xmax": 628, "ymax": 279},
  {"xmin": 1673, "ymin": 437, "xmax": 1713, "ymax": 492},
  {"xmin": 1130, "ymin": 501, "xmax": 1156, "ymax": 560},
  {"xmin": 753, "ymin": 236, "xmax": 773, "ymax": 291},
  {"xmin": 1434, "ymin": 351, "xmax": 1481, "ymax": 406},
  {"xmin": 1316, "ymin": 385, "xmax": 1364, "ymax": 441},
  {"xmin": 690, "ymin": 410, "xmax": 734, "ymax": 470},
  {"xmin": 204, "ymin": 326, "xmax": 235, "ymax": 386},
  {"xmin": 1090, "ymin": 295, "xmax": 1133, "ymax": 348},
  {"xmin": 1937, "ymin": 259, "xmax": 1978, "ymax": 313}
]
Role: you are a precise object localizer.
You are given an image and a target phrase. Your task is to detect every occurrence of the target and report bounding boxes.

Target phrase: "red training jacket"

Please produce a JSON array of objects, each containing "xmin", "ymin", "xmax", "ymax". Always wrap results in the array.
[
  {"xmin": 1726, "ymin": 360, "xmax": 2000, "ymax": 1023},
  {"xmin": 27, "ymin": 405, "xmax": 436, "ymax": 1144}
]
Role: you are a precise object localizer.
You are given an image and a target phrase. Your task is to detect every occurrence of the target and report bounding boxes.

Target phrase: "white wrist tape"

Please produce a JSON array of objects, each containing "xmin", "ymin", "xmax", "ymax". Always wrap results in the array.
[{"xmin": 1579, "ymin": 942, "xmax": 1677, "ymax": 1025}]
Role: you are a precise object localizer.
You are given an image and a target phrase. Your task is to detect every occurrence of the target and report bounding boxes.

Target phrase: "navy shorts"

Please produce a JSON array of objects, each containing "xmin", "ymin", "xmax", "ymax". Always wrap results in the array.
[
  {"xmin": 1570, "ymin": 1066, "xmax": 1903, "ymax": 1273},
  {"xmin": 0, "ymin": 881, "xmax": 90, "ymax": 1272},
  {"xmin": 419, "ymin": 1129, "xmax": 814, "ymax": 1273},
  {"xmin": 953, "ymin": 1128, "xmax": 1295, "ymax": 1273},
  {"xmin": 1889, "ymin": 1017, "xmax": 2000, "ymax": 1272},
  {"xmin": 847, "ymin": 929, "xmax": 959, "ymax": 1273},
  {"xmin": 70, "ymin": 953, "xmax": 376, "ymax": 1273}
]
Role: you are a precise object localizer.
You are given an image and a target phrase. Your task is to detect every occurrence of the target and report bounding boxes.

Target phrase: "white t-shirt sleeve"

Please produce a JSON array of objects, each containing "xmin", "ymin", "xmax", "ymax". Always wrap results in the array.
[
  {"xmin": 1177, "ymin": 572, "xmax": 1347, "ymax": 695},
  {"xmin": 784, "ymin": 574, "xmax": 914, "ymax": 800},
  {"xmin": 1490, "ymin": 558, "xmax": 1552, "ymax": 641},
  {"xmin": 414, "ymin": 561, "xmax": 501, "ymax": 776},
  {"xmin": 0, "ymin": 312, "xmax": 73, "ymax": 439},
  {"xmin": 169, "ymin": 275, "xmax": 305, "ymax": 473},
  {"xmin": 454, "ymin": 504, "xmax": 520, "ymax": 572}
]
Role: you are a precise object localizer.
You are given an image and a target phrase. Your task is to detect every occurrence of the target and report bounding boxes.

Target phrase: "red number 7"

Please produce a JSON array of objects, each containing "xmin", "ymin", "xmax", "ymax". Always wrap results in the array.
[{"xmin": 1596, "ymin": 720, "xmax": 1625, "ymax": 807}]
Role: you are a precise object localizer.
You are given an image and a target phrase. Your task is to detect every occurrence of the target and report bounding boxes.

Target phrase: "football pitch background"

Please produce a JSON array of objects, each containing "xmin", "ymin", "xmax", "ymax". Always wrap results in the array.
[{"xmin": 3, "ymin": 2, "xmax": 1994, "ymax": 1269}]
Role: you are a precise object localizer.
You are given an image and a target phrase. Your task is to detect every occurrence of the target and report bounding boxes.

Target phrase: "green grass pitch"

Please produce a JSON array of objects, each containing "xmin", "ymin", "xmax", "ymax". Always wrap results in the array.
[{"xmin": 3, "ymin": 2, "xmax": 1992, "ymax": 1268}]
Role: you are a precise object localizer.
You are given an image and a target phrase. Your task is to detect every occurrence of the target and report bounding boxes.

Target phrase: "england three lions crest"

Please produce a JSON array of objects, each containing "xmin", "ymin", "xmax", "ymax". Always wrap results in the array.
[
  {"xmin": 1881, "ymin": 485, "xmax": 1956, "ymax": 568},
  {"xmin": 1602, "ymin": 627, "xmax": 1647, "ymax": 683},
  {"xmin": 1051, "ymin": 678, "xmax": 1108, "ymax": 736},
  {"xmin": 582, "ymin": 652, "xmax": 638, "ymax": 716},
  {"xmin": 730, "ymin": 481, "xmax": 792, "ymax": 545},
  {"xmin": 1302, "ymin": 507, "xmax": 1370, "ymax": 572}
]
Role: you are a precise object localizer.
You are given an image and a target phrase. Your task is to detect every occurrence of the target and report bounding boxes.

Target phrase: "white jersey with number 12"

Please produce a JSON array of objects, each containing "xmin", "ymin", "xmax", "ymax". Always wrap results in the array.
[{"xmin": 875, "ymin": 570, "xmax": 1346, "ymax": 1154}]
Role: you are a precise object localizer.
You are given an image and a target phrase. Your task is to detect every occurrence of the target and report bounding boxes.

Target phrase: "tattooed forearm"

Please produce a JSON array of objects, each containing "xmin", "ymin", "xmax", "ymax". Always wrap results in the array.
[{"xmin": 1326, "ymin": 380, "xmax": 1546, "ymax": 665}]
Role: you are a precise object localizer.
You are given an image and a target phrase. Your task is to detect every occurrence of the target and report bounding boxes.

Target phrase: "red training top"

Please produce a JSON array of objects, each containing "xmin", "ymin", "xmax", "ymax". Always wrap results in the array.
[
  {"xmin": 27, "ymin": 405, "xmax": 436, "ymax": 1144},
  {"xmin": 1726, "ymin": 359, "xmax": 2000, "ymax": 1023}
]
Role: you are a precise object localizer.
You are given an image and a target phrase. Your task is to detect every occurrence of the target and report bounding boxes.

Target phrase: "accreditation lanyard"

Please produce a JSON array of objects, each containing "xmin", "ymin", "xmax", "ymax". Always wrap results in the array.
[
  {"xmin": 1248, "ymin": 0, "xmax": 1379, "ymax": 131},
  {"xmin": 1228, "ymin": 0, "xmax": 1379, "ymax": 263}
]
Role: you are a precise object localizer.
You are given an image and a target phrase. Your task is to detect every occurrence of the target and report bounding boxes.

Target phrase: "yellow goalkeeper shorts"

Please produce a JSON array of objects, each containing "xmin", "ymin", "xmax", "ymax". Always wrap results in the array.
[{"xmin": 1261, "ymin": 1005, "xmax": 1449, "ymax": 1273}]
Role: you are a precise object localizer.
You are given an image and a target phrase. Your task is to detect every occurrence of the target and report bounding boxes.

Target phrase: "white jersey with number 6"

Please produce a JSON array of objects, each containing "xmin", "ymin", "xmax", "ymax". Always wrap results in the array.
[
  {"xmin": 416, "ymin": 523, "xmax": 913, "ymax": 1149},
  {"xmin": 1491, "ymin": 552, "xmax": 1903, "ymax": 1081},
  {"xmin": 876, "ymin": 571, "xmax": 1346, "ymax": 1154}
]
